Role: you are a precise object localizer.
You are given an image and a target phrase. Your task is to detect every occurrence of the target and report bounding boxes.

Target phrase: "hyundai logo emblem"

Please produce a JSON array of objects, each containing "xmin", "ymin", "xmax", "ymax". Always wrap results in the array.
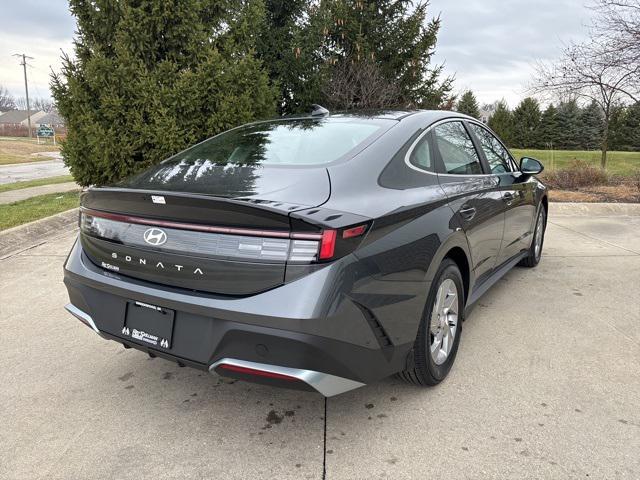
[{"xmin": 143, "ymin": 228, "xmax": 167, "ymax": 246}]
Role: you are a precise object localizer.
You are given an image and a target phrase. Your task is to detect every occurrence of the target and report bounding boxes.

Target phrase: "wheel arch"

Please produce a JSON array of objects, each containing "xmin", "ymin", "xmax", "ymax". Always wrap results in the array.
[
  {"xmin": 425, "ymin": 232, "xmax": 473, "ymax": 308},
  {"xmin": 442, "ymin": 246, "xmax": 470, "ymax": 305},
  {"xmin": 541, "ymin": 194, "xmax": 548, "ymax": 215}
]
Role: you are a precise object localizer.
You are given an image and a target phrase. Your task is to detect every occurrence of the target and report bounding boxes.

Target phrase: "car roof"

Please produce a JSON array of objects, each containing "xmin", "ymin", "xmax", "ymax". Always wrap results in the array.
[{"xmin": 279, "ymin": 109, "xmax": 473, "ymax": 122}]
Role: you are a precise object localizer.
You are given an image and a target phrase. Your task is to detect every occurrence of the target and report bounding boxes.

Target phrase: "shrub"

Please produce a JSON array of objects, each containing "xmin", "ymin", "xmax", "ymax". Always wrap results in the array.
[
  {"xmin": 632, "ymin": 170, "xmax": 640, "ymax": 196},
  {"xmin": 51, "ymin": 1, "xmax": 276, "ymax": 187},
  {"xmin": 543, "ymin": 160, "xmax": 609, "ymax": 190}
]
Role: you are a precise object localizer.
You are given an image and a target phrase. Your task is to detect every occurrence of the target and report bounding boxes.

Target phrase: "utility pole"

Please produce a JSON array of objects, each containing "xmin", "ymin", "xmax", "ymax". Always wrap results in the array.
[{"xmin": 13, "ymin": 53, "xmax": 34, "ymax": 138}]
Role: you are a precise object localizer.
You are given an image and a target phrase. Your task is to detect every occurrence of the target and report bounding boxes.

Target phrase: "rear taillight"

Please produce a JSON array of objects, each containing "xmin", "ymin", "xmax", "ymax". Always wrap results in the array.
[
  {"xmin": 319, "ymin": 230, "xmax": 337, "ymax": 260},
  {"xmin": 316, "ymin": 223, "xmax": 370, "ymax": 261}
]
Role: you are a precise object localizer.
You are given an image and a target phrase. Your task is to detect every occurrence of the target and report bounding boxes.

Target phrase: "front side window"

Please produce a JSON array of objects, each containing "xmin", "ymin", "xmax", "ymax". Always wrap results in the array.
[
  {"xmin": 433, "ymin": 122, "xmax": 483, "ymax": 175},
  {"xmin": 468, "ymin": 123, "xmax": 513, "ymax": 174}
]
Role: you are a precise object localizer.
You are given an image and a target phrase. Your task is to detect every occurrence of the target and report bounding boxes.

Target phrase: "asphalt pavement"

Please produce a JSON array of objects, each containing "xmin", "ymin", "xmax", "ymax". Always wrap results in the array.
[
  {"xmin": 0, "ymin": 158, "xmax": 70, "ymax": 185},
  {"xmin": 1, "ymin": 204, "xmax": 638, "ymax": 480}
]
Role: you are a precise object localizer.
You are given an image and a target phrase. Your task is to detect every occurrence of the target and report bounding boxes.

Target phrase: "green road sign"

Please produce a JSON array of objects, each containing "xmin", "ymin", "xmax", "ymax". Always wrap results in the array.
[{"xmin": 37, "ymin": 126, "xmax": 55, "ymax": 137}]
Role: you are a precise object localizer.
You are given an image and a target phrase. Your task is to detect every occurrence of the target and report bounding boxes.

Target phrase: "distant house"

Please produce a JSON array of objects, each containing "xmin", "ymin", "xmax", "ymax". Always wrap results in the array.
[
  {"xmin": 479, "ymin": 104, "xmax": 497, "ymax": 124},
  {"xmin": 0, "ymin": 109, "xmax": 64, "ymax": 136},
  {"xmin": 35, "ymin": 111, "xmax": 65, "ymax": 128},
  {"xmin": 0, "ymin": 109, "xmax": 47, "ymax": 127}
]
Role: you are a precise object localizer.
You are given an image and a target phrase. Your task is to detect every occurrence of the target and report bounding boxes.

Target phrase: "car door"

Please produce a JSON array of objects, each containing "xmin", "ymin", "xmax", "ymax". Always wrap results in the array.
[
  {"xmin": 466, "ymin": 122, "xmax": 536, "ymax": 266},
  {"xmin": 431, "ymin": 120, "xmax": 505, "ymax": 285}
]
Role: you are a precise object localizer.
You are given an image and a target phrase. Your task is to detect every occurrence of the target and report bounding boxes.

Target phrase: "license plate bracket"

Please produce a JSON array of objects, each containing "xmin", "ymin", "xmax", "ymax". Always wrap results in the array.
[{"xmin": 123, "ymin": 301, "xmax": 175, "ymax": 350}]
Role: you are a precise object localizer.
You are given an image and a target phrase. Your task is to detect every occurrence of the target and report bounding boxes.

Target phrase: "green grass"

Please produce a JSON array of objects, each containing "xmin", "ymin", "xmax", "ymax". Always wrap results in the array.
[
  {"xmin": 0, "ymin": 175, "xmax": 74, "ymax": 194},
  {"xmin": 511, "ymin": 149, "xmax": 640, "ymax": 176},
  {"xmin": 0, "ymin": 137, "xmax": 61, "ymax": 165},
  {"xmin": 0, "ymin": 191, "xmax": 79, "ymax": 231}
]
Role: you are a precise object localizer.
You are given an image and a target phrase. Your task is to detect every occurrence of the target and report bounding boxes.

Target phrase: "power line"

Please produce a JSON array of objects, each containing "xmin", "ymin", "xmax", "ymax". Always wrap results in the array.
[{"xmin": 13, "ymin": 53, "xmax": 34, "ymax": 138}]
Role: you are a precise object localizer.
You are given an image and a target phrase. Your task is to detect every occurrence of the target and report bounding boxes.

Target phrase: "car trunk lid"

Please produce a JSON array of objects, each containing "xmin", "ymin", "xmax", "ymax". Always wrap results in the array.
[{"xmin": 79, "ymin": 167, "xmax": 330, "ymax": 295}]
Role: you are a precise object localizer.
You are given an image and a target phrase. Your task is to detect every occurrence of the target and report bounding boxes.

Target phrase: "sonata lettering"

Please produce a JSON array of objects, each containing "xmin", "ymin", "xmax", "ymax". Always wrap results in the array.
[{"xmin": 109, "ymin": 253, "xmax": 204, "ymax": 275}]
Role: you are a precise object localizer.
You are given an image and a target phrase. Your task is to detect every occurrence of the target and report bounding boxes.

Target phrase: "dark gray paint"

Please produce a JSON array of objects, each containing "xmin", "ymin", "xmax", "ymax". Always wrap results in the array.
[{"xmin": 64, "ymin": 110, "xmax": 547, "ymax": 389}]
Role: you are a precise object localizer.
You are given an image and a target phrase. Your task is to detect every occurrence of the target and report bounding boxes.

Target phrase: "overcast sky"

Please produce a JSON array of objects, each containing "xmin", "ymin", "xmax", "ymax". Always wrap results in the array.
[{"xmin": 0, "ymin": 0, "xmax": 594, "ymax": 108}]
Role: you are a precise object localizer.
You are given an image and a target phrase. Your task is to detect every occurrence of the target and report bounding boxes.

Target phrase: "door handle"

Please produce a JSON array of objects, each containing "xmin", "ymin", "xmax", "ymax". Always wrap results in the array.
[
  {"xmin": 503, "ymin": 192, "xmax": 515, "ymax": 205},
  {"xmin": 459, "ymin": 205, "xmax": 476, "ymax": 220}
]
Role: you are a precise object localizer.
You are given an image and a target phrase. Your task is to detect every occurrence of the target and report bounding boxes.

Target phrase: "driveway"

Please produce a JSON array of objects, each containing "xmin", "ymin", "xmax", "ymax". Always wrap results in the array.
[
  {"xmin": 0, "ymin": 159, "xmax": 70, "ymax": 184},
  {"xmin": 1, "ymin": 205, "xmax": 638, "ymax": 479}
]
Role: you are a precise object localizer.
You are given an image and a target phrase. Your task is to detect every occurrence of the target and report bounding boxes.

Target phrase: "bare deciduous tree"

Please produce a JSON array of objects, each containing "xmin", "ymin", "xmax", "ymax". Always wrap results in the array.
[
  {"xmin": 531, "ymin": 1, "xmax": 640, "ymax": 168},
  {"xmin": 591, "ymin": 0, "xmax": 640, "ymax": 67},
  {"xmin": 31, "ymin": 97, "xmax": 56, "ymax": 113},
  {"xmin": 0, "ymin": 85, "xmax": 16, "ymax": 112},
  {"xmin": 14, "ymin": 96, "xmax": 56, "ymax": 113},
  {"xmin": 322, "ymin": 60, "xmax": 401, "ymax": 111}
]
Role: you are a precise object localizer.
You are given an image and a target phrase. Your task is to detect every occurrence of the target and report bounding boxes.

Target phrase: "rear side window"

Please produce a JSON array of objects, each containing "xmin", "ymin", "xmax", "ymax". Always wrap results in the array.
[
  {"xmin": 433, "ymin": 122, "xmax": 483, "ymax": 175},
  {"xmin": 468, "ymin": 123, "xmax": 513, "ymax": 173},
  {"xmin": 408, "ymin": 135, "xmax": 433, "ymax": 171}
]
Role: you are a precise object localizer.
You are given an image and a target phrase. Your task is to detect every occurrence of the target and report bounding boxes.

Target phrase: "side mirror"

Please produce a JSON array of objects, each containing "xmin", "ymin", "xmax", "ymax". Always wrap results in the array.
[{"xmin": 520, "ymin": 157, "xmax": 544, "ymax": 175}]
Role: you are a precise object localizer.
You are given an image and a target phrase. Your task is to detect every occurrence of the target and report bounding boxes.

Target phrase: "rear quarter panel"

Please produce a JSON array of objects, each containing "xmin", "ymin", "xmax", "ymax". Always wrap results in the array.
[{"xmin": 321, "ymin": 113, "xmax": 472, "ymax": 346}]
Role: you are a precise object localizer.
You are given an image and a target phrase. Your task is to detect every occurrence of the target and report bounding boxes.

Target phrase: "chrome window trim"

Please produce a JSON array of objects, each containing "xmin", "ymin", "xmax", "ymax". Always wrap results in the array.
[
  {"xmin": 404, "ymin": 117, "xmax": 496, "ymax": 178},
  {"xmin": 465, "ymin": 120, "xmax": 518, "ymax": 173}
]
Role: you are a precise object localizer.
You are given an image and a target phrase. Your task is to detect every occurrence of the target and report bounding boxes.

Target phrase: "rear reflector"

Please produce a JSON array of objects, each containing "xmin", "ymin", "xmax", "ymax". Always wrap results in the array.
[
  {"xmin": 218, "ymin": 364, "xmax": 298, "ymax": 382},
  {"xmin": 342, "ymin": 224, "xmax": 368, "ymax": 239},
  {"xmin": 319, "ymin": 229, "xmax": 337, "ymax": 260}
]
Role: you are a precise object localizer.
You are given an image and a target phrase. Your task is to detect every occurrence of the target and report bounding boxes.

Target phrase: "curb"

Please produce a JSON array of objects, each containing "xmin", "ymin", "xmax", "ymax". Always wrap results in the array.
[
  {"xmin": 549, "ymin": 202, "xmax": 640, "ymax": 216},
  {"xmin": 0, "ymin": 208, "xmax": 79, "ymax": 260}
]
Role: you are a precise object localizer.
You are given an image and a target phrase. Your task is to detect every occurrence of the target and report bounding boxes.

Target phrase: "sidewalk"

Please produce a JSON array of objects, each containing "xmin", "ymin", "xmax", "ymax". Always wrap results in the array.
[{"xmin": 0, "ymin": 182, "xmax": 80, "ymax": 204}]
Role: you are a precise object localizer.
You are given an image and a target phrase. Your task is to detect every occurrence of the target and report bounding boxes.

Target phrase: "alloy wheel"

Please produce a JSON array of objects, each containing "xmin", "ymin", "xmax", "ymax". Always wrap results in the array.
[
  {"xmin": 534, "ymin": 209, "xmax": 546, "ymax": 261},
  {"xmin": 429, "ymin": 279, "xmax": 459, "ymax": 365}
]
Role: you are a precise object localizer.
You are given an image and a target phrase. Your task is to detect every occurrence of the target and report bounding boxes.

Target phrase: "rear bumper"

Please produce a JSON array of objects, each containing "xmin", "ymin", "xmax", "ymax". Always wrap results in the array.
[{"xmin": 63, "ymin": 238, "xmax": 412, "ymax": 396}]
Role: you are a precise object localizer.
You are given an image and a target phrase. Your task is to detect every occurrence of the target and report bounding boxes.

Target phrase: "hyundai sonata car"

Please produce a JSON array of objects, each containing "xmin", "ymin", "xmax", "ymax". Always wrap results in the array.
[{"xmin": 63, "ymin": 108, "xmax": 547, "ymax": 396}]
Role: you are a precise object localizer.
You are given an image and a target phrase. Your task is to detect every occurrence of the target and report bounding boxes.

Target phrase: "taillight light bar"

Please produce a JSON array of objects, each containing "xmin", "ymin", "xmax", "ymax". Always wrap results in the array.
[
  {"xmin": 80, "ymin": 207, "xmax": 322, "ymax": 240},
  {"xmin": 80, "ymin": 208, "xmax": 370, "ymax": 263}
]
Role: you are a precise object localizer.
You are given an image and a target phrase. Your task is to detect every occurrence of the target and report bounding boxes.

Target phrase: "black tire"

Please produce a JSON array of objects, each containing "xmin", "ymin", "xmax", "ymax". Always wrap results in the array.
[
  {"xmin": 398, "ymin": 259, "xmax": 464, "ymax": 386},
  {"xmin": 519, "ymin": 204, "xmax": 547, "ymax": 268}
]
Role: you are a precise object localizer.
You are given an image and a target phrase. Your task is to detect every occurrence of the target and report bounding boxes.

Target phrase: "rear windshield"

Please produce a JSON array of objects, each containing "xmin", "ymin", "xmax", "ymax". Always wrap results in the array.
[
  {"xmin": 116, "ymin": 117, "xmax": 393, "ymax": 193},
  {"xmin": 178, "ymin": 118, "xmax": 389, "ymax": 166},
  {"xmin": 131, "ymin": 117, "xmax": 391, "ymax": 179}
]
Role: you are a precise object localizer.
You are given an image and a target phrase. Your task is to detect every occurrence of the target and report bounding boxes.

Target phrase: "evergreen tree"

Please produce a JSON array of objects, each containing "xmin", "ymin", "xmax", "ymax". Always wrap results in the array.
[
  {"xmin": 456, "ymin": 90, "xmax": 481, "ymax": 119},
  {"xmin": 487, "ymin": 100, "xmax": 513, "ymax": 146},
  {"xmin": 578, "ymin": 101, "xmax": 605, "ymax": 150},
  {"xmin": 621, "ymin": 102, "xmax": 640, "ymax": 151},
  {"xmin": 257, "ymin": 1, "xmax": 321, "ymax": 114},
  {"xmin": 512, "ymin": 97, "xmax": 542, "ymax": 149},
  {"xmin": 607, "ymin": 104, "xmax": 628, "ymax": 151},
  {"xmin": 538, "ymin": 104, "xmax": 560, "ymax": 149},
  {"xmin": 52, "ymin": 0, "xmax": 276, "ymax": 186},
  {"xmin": 555, "ymin": 100, "xmax": 582, "ymax": 150},
  {"xmin": 311, "ymin": 0, "xmax": 453, "ymax": 109}
]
